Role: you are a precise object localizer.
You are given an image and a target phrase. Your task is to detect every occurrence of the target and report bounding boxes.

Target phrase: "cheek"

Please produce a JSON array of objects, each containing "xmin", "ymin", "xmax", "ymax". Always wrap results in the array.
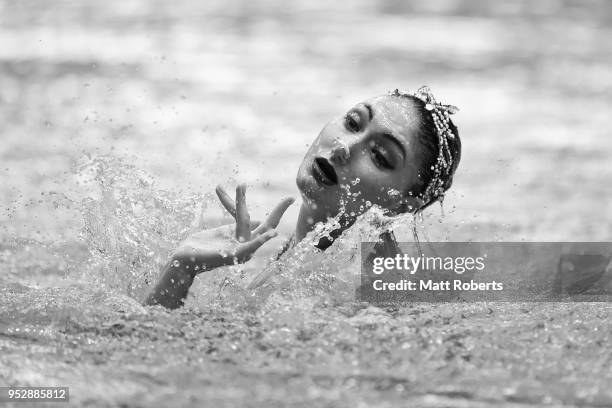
[
  {"xmin": 350, "ymin": 155, "xmax": 394, "ymax": 189},
  {"xmin": 343, "ymin": 158, "xmax": 408, "ymax": 207}
]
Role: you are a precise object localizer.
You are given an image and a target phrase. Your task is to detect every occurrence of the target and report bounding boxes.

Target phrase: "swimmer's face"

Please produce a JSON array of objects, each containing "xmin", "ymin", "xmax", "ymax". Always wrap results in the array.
[{"xmin": 296, "ymin": 95, "xmax": 423, "ymax": 219}]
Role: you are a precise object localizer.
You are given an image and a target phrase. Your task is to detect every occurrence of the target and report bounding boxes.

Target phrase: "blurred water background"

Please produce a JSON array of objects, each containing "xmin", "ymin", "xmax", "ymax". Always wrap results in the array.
[{"xmin": 1, "ymin": 1, "xmax": 612, "ymax": 406}]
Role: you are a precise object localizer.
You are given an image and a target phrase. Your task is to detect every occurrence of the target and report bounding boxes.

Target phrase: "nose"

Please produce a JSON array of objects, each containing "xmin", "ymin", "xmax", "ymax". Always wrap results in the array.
[{"xmin": 330, "ymin": 138, "xmax": 351, "ymax": 164}]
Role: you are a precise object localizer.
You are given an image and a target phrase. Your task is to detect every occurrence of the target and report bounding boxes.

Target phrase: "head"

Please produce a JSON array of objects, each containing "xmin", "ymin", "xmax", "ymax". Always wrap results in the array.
[{"xmin": 296, "ymin": 87, "xmax": 461, "ymax": 223}]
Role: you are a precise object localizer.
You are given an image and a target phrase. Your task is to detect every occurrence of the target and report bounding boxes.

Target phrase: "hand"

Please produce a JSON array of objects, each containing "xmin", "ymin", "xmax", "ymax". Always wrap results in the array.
[
  {"xmin": 171, "ymin": 184, "xmax": 295, "ymax": 275},
  {"xmin": 145, "ymin": 184, "xmax": 294, "ymax": 309}
]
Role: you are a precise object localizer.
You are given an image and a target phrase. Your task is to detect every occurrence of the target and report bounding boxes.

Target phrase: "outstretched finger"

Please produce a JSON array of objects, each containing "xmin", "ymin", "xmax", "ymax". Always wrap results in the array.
[
  {"xmin": 253, "ymin": 197, "xmax": 295, "ymax": 235},
  {"xmin": 235, "ymin": 230, "xmax": 278, "ymax": 262},
  {"xmin": 235, "ymin": 184, "xmax": 251, "ymax": 242},
  {"xmin": 215, "ymin": 185, "xmax": 237, "ymax": 218}
]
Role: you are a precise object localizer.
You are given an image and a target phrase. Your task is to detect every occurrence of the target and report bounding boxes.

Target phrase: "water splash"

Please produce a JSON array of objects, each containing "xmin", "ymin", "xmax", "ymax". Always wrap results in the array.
[
  {"xmin": 71, "ymin": 155, "xmax": 398, "ymax": 311},
  {"xmin": 75, "ymin": 155, "xmax": 209, "ymax": 301},
  {"xmin": 244, "ymin": 207, "xmax": 413, "ymax": 311},
  {"xmin": 3, "ymin": 153, "xmax": 450, "ymax": 315}
]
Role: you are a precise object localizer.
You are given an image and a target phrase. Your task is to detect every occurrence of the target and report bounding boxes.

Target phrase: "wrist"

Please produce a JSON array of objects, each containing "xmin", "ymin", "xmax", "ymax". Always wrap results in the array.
[{"xmin": 168, "ymin": 252, "xmax": 198, "ymax": 279}]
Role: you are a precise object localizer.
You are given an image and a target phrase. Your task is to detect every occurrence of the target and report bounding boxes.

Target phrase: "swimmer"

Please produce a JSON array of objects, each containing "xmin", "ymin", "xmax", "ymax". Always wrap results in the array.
[{"xmin": 145, "ymin": 86, "xmax": 461, "ymax": 309}]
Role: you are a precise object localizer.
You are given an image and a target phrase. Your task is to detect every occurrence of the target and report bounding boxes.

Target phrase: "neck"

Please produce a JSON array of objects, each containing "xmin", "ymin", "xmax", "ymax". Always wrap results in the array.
[{"xmin": 294, "ymin": 201, "xmax": 354, "ymax": 251}]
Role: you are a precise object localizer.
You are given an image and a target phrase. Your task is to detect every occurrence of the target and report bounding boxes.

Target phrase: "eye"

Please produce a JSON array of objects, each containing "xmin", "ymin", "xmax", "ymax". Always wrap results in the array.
[
  {"xmin": 371, "ymin": 147, "xmax": 393, "ymax": 170},
  {"xmin": 344, "ymin": 111, "xmax": 361, "ymax": 132}
]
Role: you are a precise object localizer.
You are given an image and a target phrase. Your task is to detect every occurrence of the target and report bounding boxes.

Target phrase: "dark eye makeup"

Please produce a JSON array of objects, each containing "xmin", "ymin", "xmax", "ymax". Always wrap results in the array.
[
  {"xmin": 371, "ymin": 145, "xmax": 394, "ymax": 170},
  {"xmin": 344, "ymin": 110, "xmax": 361, "ymax": 132}
]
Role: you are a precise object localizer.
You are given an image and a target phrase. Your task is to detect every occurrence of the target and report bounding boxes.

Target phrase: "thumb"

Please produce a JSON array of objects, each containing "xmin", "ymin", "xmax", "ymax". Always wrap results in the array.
[{"xmin": 235, "ymin": 230, "xmax": 278, "ymax": 262}]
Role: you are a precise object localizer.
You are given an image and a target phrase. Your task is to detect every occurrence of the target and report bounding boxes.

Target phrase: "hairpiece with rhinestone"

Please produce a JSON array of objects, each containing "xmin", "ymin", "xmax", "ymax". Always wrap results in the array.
[{"xmin": 391, "ymin": 86, "xmax": 459, "ymax": 207}]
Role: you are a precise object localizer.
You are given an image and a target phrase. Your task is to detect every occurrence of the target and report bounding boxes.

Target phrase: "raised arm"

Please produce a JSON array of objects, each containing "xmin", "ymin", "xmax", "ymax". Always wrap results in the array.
[{"xmin": 144, "ymin": 185, "xmax": 294, "ymax": 309}]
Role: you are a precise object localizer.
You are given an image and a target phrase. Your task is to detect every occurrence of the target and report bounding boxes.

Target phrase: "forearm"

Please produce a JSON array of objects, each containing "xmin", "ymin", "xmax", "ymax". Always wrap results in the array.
[{"xmin": 144, "ymin": 259, "xmax": 197, "ymax": 309}]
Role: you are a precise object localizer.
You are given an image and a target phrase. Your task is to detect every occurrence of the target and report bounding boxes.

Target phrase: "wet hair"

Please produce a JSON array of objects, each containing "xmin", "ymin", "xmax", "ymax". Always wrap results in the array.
[{"xmin": 392, "ymin": 91, "xmax": 461, "ymax": 210}]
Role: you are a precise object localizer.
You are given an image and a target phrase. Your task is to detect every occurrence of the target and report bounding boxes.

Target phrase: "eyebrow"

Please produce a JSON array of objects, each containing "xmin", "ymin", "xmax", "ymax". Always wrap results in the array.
[
  {"xmin": 382, "ymin": 132, "xmax": 406, "ymax": 165},
  {"xmin": 364, "ymin": 103, "xmax": 373, "ymax": 121}
]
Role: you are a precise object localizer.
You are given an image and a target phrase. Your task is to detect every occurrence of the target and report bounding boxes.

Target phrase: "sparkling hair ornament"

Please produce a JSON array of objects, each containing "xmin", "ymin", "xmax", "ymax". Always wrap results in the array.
[{"xmin": 391, "ymin": 86, "xmax": 459, "ymax": 208}]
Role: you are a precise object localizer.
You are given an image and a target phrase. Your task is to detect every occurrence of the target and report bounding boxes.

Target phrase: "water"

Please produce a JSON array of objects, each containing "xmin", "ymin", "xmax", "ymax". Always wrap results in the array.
[
  {"xmin": 2, "ymin": 0, "xmax": 612, "ymax": 406},
  {"xmin": 2, "ymin": 153, "xmax": 611, "ymax": 408}
]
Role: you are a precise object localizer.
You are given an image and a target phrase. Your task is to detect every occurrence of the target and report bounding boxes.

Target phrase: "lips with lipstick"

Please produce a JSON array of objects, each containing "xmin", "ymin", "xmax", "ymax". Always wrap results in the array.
[{"xmin": 311, "ymin": 157, "xmax": 338, "ymax": 186}]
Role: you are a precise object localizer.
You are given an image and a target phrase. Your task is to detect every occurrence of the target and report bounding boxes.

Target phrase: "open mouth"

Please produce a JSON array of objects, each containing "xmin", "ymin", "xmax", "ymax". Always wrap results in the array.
[{"xmin": 312, "ymin": 157, "xmax": 338, "ymax": 186}]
